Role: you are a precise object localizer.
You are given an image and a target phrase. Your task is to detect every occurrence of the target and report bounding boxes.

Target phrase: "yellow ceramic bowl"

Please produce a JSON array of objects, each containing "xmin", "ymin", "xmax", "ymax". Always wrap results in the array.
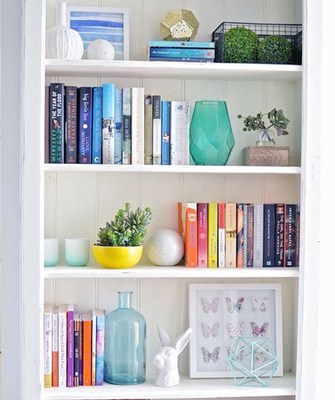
[{"xmin": 93, "ymin": 245, "xmax": 143, "ymax": 269}]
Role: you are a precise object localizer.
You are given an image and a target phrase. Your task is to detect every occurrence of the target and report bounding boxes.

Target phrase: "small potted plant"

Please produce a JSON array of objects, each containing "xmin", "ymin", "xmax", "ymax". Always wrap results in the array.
[
  {"xmin": 93, "ymin": 202, "xmax": 153, "ymax": 269},
  {"xmin": 238, "ymin": 108, "xmax": 290, "ymax": 166}
]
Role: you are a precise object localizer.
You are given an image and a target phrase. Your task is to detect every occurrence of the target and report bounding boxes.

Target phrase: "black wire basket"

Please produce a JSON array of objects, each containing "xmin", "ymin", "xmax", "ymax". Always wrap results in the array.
[{"xmin": 212, "ymin": 21, "xmax": 302, "ymax": 65}]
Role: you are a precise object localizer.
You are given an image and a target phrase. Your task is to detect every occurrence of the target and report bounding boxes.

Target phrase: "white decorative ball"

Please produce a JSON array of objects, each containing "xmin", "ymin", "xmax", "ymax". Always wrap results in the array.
[
  {"xmin": 87, "ymin": 39, "xmax": 115, "ymax": 60},
  {"xmin": 146, "ymin": 229, "xmax": 184, "ymax": 266}
]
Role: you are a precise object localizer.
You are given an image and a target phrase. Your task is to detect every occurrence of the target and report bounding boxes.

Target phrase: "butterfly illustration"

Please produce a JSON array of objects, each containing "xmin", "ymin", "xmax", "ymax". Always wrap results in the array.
[
  {"xmin": 250, "ymin": 322, "xmax": 268, "ymax": 337},
  {"xmin": 201, "ymin": 297, "xmax": 220, "ymax": 313},
  {"xmin": 252, "ymin": 297, "xmax": 268, "ymax": 312},
  {"xmin": 225, "ymin": 297, "xmax": 244, "ymax": 313},
  {"xmin": 226, "ymin": 321, "xmax": 244, "ymax": 338},
  {"xmin": 226, "ymin": 345, "xmax": 245, "ymax": 361},
  {"xmin": 201, "ymin": 346, "xmax": 220, "ymax": 363},
  {"xmin": 201, "ymin": 322, "xmax": 220, "ymax": 338},
  {"xmin": 254, "ymin": 349, "xmax": 269, "ymax": 363}
]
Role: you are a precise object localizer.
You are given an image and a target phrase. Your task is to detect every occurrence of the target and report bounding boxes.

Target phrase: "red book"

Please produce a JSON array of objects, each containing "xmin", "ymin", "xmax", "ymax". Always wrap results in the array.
[
  {"xmin": 197, "ymin": 203, "xmax": 208, "ymax": 268},
  {"xmin": 178, "ymin": 202, "xmax": 197, "ymax": 267}
]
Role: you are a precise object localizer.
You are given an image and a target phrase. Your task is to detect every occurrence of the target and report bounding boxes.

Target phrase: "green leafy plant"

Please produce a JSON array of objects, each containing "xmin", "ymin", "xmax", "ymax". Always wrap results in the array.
[
  {"xmin": 224, "ymin": 27, "xmax": 259, "ymax": 63},
  {"xmin": 96, "ymin": 203, "xmax": 153, "ymax": 247},
  {"xmin": 238, "ymin": 108, "xmax": 290, "ymax": 136},
  {"xmin": 258, "ymin": 35, "xmax": 293, "ymax": 64}
]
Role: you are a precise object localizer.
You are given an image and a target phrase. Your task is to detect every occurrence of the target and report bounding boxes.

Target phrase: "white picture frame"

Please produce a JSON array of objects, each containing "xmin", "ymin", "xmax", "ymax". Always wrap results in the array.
[
  {"xmin": 67, "ymin": 6, "xmax": 130, "ymax": 60},
  {"xmin": 189, "ymin": 283, "xmax": 283, "ymax": 378}
]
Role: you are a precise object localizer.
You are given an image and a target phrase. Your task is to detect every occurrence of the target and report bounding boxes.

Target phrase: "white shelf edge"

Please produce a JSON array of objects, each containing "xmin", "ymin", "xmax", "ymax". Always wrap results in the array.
[
  {"xmin": 44, "ymin": 164, "xmax": 301, "ymax": 175},
  {"xmin": 43, "ymin": 373, "xmax": 296, "ymax": 399},
  {"xmin": 44, "ymin": 265, "xmax": 299, "ymax": 279},
  {"xmin": 45, "ymin": 59, "xmax": 302, "ymax": 81}
]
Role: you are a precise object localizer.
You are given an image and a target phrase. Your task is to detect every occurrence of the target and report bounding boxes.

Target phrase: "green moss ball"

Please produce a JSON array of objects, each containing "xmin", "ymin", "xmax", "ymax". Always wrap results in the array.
[
  {"xmin": 224, "ymin": 27, "xmax": 259, "ymax": 63},
  {"xmin": 258, "ymin": 35, "xmax": 293, "ymax": 64}
]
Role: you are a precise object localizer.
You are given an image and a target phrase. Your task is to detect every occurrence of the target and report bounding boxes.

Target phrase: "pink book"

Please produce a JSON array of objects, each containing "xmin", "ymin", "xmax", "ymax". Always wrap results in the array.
[{"xmin": 197, "ymin": 203, "xmax": 208, "ymax": 268}]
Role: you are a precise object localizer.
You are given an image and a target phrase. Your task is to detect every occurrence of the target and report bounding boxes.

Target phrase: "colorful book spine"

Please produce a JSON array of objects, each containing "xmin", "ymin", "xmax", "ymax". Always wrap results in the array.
[
  {"xmin": 65, "ymin": 86, "xmax": 78, "ymax": 163},
  {"xmin": 58, "ymin": 305, "xmax": 67, "ymax": 387},
  {"xmin": 161, "ymin": 100, "xmax": 171, "ymax": 165},
  {"xmin": 178, "ymin": 202, "xmax": 197, "ymax": 267},
  {"xmin": 49, "ymin": 82, "xmax": 65, "ymax": 163},
  {"xmin": 263, "ymin": 203, "xmax": 276, "ymax": 267},
  {"xmin": 275, "ymin": 203, "xmax": 286, "ymax": 267},
  {"xmin": 52, "ymin": 309, "xmax": 59, "ymax": 387},
  {"xmin": 218, "ymin": 203, "xmax": 226, "ymax": 268},
  {"xmin": 152, "ymin": 95, "xmax": 162, "ymax": 165},
  {"xmin": 114, "ymin": 86, "xmax": 123, "ymax": 164},
  {"xmin": 253, "ymin": 204, "xmax": 264, "ymax": 268},
  {"xmin": 243, "ymin": 204, "xmax": 254, "ymax": 268},
  {"xmin": 296, "ymin": 204, "xmax": 301, "ymax": 267},
  {"xmin": 92, "ymin": 86, "xmax": 103, "ymax": 164},
  {"xmin": 95, "ymin": 310, "xmax": 105, "ymax": 386},
  {"xmin": 131, "ymin": 87, "xmax": 145, "ymax": 165},
  {"xmin": 149, "ymin": 40, "xmax": 215, "ymax": 48},
  {"xmin": 45, "ymin": 86, "xmax": 50, "ymax": 163},
  {"xmin": 197, "ymin": 203, "xmax": 208, "ymax": 268},
  {"xmin": 225, "ymin": 203, "xmax": 237, "ymax": 268},
  {"xmin": 285, "ymin": 203, "xmax": 298, "ymax": 267},
  {"xmin": 236, "ymin": 203, "xmax": 244, "ymax": 268},
  {"xmin": 67, "ymin": 304, "xmax": 75, "ymax": 387},
  {"xmin": 102, "ymin": 82, "xmax": 115, "ymax": 164},
  {"xmin": 170, "ymin": 101, "xmax": 190, "ymax": 165},
  {"xmin": 44, "ymin": 305, "xmax": 53, "ymax": 388},
  {"xmin": 91, "ymin": 310, "xmax": 97, "ymax": 386},
  {"xmin": 122, "ymin": 87, "xmax": 132, "ymax": 165},
  {"xmin": 149, "ymin": 47, "xmax": 215, "ymax": 59},
  {"xmin": 207, "ymin": 202, "xmax": 218, "ymax": 268},
  {"xmin": 78, "ymin": 87, "xmax": 93, "ymax": 164},
  {"xmin": 73, "ymin": 313, "xmax": 81, "ymax": 387},
  {"xmin": 144, "ymin": 94, "xmax": 153, "ymax": 165},
  {"xmin": 82, "ymin": 313, "xmax": 92, "ymax": 386},
  {"xmin": 149, "ymin": 57, "xmax": 214, "ymax": 63}
]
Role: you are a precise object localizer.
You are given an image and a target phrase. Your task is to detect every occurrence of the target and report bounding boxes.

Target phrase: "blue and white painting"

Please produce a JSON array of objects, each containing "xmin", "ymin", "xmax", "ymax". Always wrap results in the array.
[{"xmin": 68, "ymin": 7, "xmax": 129, "ymax": 60}]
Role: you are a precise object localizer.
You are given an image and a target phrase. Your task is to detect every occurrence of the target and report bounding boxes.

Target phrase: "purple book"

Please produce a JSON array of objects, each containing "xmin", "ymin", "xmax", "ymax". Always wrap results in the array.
[{"xmin": 67, "ymin": 304, "xmax": 75, "ymax": 387}]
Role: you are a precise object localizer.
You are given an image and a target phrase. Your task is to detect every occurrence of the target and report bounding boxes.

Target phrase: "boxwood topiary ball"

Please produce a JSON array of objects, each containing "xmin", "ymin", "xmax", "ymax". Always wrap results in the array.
[
  {"xmin": 224, "ymin": 27, "xmax": 259, "ymax": 63},
  {"xmin": 258, "ymin": 35, "xmax": 293, "ymax": 64}
]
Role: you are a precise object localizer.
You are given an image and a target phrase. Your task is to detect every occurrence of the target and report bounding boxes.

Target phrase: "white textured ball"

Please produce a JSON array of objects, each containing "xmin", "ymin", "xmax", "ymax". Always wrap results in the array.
[
  {"xmin": 87, "ymin": 39, "xmax": 115, "ymax": 60},
  {"xmin": 146, "ymin": 229, "xmax": 184, "ymax": 266}
]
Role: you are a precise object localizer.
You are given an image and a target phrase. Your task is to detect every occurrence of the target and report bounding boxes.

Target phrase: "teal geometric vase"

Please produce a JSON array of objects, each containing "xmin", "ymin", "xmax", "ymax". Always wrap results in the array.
[
  {"xmin": 190, "ymin": 100, "xmax": 235, "ymax": 165},
  {"xmin": 104, "ymin": 291, "xmax": 146, "ymax": 385}
]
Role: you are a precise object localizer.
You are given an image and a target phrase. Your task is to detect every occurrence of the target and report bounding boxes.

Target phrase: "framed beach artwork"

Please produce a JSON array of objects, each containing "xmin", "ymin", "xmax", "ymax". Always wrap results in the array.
[
  {"xmin": 67, "ymin": 6, "xmax": 130, "ymax": 60},
  {"xmin": 189, "ymin": 283, "xmax": 283, "ymax": 378}
]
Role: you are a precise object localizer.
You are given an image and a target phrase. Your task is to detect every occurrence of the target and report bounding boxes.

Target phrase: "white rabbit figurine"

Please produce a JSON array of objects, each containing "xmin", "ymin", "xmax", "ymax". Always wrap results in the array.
[{"xmin": 153, "ymin": 326, "xmax": 192, "ymax": 387}]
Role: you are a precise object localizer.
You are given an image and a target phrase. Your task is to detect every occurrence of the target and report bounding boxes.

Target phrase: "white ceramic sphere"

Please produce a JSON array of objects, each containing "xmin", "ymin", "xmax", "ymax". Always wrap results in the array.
[
  {"xmin": 87, "ymin": 39, "xmax": 115, "ymax": 60},
  {"xmin": 146, "ymin": 229, "xmax": 184, "ymax": 266}
]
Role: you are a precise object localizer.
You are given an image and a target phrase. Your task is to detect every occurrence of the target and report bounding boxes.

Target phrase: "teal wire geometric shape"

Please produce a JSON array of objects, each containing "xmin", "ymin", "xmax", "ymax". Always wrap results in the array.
[{"xmin": 227, "ymin": 336, "xmax": 278, "ymax": 387}]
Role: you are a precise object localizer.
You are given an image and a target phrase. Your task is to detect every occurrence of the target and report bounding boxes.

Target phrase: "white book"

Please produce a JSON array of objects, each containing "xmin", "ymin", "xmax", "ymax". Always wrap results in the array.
[
  {"xmin": 44, "ymin": 305, "xmax": 53, "ymax": 388},
  {"xmin": 52, "ymin": 309, "xmax": 59, "ymax": 387},
  {"xmin": 253, "ymin": 203, "xmax": 264, "ymax": 268},
  {"xmin": 131, "ymin": 87, "xmax": 145, "ymax": 164},
  {"xmin": 58, "ymin": 305, "xmax": 68, "ymax": 387},
  {"xmin": 170, "ymin": 101, "xmax": 190, "ymax": 165}
]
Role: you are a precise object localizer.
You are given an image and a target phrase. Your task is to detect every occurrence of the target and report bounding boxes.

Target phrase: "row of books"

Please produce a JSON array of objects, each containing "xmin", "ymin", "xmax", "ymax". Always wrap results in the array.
[
  {"xmin": 148, "ymin": 40, "xmax": 215, "ymax": 63},
  {"xmin": 178, "ymin": 202, "xmax": 300, "ymax": 268},
  {"xmin": 44, "ymin": 304, "xmax": 105, "ymax": 388},
  {"xmin": 46, "ymin": 83, "xmax": 190, "ymax": 165}
]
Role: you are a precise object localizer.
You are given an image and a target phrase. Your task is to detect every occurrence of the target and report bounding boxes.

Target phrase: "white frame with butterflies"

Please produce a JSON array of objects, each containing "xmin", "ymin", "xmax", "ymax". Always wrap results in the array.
[{"xmin": 189, "ymin": 283, "xmax": 283, "ymax": 378}]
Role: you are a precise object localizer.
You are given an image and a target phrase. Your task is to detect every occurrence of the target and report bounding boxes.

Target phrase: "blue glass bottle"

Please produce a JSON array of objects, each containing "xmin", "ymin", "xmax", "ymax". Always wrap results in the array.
[{"xmin": 104, "ymin": 291, "xmax": 146, "ymax": 385}]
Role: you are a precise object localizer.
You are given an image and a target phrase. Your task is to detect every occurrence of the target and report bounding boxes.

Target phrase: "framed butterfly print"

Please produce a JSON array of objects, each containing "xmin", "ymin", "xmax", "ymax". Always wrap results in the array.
[{"xmin": 189, "ymin": 283, "xmax": 283, "ymax": 378}]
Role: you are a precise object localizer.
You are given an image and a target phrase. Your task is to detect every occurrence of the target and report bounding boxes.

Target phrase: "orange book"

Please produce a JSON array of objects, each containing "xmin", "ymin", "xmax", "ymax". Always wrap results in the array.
[
  {"xmin": 225, "ymin": 203, "xmax": 237, "ymax": 268},
  {"xmin": 178, "ymin": 202, "xmax": 197, "ymax": 267},
  {"xmin": 82, "ymin": 313, "xmax": 92, "ymax": 386}
]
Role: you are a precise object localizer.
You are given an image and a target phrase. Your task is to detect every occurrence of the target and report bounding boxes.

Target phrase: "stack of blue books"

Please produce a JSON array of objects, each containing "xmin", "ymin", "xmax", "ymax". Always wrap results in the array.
[{"xmin": 148, "ymin": 40, "xmax": 215, "ymax": 63}]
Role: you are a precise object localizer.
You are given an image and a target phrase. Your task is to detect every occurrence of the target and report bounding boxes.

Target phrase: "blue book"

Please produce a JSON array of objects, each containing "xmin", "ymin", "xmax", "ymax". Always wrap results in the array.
[
  {"xmin": 149, "ymin": 47, "xmax": 215, "ymax": 59},
  {"xmin": 102, "ymin": 83, "xmax": 115, "ymax": 164},
  {"xmin": 78, "ymin": 87, "xmax": 92, "ymax": 164},
  {"xmin": 149, "ymin": 40, "xmax": 215, "ymax": 49},
  {"xmin": 122, "ymin": 87, "xmax": 132, "ymax": 165},
  {"xmin": 95, "ymin": 310, "xmax": 105, "ymax": 386},
  {"xmin": 65, "ymin": 86, "xmax": 78, "ymax": 163},
  {"xmin": 114, "ymin": 87, "xmax": 122, "ymax": 164},
  {"xmin": 149, "ymin": 57, "xmax": 214, "ymax": 63},
  {"xmin": 92, "ymin": 87, "xmax": 102, "ymax": 164},
  {"xmin": 263, "ymin": 203, "xmax": 276, "ymax": 267},
  {"xmin": 161, "ymin": 100, "xmax": 171, "ymax": 165}
]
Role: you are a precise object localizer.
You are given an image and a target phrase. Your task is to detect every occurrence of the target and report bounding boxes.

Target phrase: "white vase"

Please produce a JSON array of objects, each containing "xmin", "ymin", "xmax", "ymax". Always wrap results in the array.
[{"xmin": 45, "ymin": 1, "xmax": 83, "ymax": 60}]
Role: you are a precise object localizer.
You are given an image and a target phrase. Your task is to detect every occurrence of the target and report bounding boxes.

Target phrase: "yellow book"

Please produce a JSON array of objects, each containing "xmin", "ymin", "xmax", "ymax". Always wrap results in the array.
[{"xmin": 207, "ymin": 202, "xmax": 218, "ymax": 268}]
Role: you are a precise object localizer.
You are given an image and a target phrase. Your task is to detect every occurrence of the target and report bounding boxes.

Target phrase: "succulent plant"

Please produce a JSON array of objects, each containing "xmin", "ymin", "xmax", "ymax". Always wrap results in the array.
[
  {"xmin": 238, "ymin": 108, "xmax": 290, "ymax": 136},
  {"xmin": 224, "ymin": 26, "xmax": 259, "ymax": 63},
  {"xmin": 258, "ymin": 35, "xmax": 293, "ymax": 64},
  {"xmin": 96, "ymin": 203, "xmax": 153, "ymax": 247}
]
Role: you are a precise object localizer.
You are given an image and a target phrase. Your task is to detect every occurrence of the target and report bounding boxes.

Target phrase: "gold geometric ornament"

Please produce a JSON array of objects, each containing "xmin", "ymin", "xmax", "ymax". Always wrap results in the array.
[{"xmin": 160, "ymin": 9, "xmax": 199, "ymax": 41}]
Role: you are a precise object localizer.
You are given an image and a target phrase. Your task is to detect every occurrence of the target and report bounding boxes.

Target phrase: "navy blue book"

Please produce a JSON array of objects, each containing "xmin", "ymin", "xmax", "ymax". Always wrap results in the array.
[
  {"xmin": 49, "ymin": 82, "xmax": 65, "ymax": 163},
  {"xmin": 114, "ymin": 87, "xmax": 122, "ymax": 164},
  {"xmin": 263, "ymin": 203, "xmax": 276, "ymax": 267},
  {"xmin": 92, "ymin": 87, "xmax": 102, "ymax": 164},
  {"xmin": 65, "ymin": 86, "xmax": 78, "ymax": 164},
  {"xmin": 161, "ymin": 100, "xmax": 171, "ymax": 165},
  {"xmin": 78, "ymin": 87, "xmax": 93, "ymax": 164}
]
